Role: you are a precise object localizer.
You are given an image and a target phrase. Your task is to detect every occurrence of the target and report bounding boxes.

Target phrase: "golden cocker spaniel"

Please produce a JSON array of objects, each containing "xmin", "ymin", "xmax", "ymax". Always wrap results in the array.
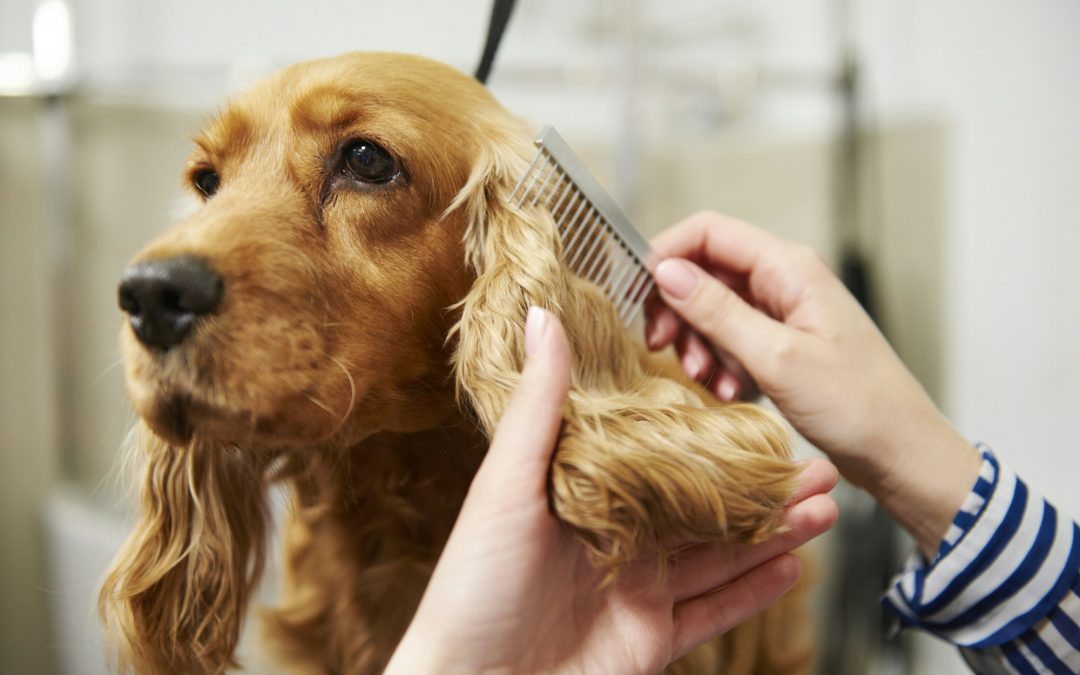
[{"xmin": 101, "ymin": 52, "xmax": 813, "ymax": 675}]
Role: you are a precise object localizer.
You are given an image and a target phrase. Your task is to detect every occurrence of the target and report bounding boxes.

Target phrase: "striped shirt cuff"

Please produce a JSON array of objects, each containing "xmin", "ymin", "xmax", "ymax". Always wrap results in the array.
[{"xmin": 882, "ymin": 445, "xmax": 1080, "ymax": 652}]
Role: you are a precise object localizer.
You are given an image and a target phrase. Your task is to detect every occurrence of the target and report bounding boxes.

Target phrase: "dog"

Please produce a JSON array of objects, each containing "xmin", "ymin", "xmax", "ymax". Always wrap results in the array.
[{"xmin": 99, "ymin": 52, "xmax": 814, "ymax": 674}]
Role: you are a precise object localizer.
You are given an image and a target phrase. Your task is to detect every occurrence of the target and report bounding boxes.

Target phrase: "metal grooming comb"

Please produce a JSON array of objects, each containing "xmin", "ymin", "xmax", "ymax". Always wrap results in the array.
[{"xmin": 508, "ymin": 126, "xmax": 657, "ymax": 327}]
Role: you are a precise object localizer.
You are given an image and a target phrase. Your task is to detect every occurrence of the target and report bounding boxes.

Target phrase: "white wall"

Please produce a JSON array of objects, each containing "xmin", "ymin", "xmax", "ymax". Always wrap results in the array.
[
  {"xmin": 859, "ymin": 0, "xmax": 1080, "ymax": 514},
  {"xmin": 0, "ymin": 97, "xmax": 61, "ymax": 675},
  {"xmin": 939, "ymin": 3, "xmax": 1080, "ymax": 515},
  {"xmin": 856, "ymin": 1, "xmax": 1080, "ymax": 672}
]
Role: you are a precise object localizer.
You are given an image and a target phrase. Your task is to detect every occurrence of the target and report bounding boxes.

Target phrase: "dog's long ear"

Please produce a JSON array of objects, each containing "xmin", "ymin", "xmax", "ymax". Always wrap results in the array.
[
  {"xmin": 99, "ymin": 427, "xmax": 274, "ymax": 675},
  {"xmin": 449, "ymin": 132, "xmax": 801, "ymax": 571},
  {"xmin": 446, "ymin": 130, "xmax": 565, "ymax": 425}
]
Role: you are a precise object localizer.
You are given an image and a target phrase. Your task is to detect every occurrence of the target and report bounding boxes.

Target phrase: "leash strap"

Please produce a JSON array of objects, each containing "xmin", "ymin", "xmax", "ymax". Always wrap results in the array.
[{"xmin": 474, "ymin": 0, "xmax": 517, "ymax": 84}]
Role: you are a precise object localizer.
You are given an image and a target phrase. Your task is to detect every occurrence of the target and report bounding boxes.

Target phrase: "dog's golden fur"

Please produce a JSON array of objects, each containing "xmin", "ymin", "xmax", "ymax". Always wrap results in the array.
[{"xmin": 99, "ymin": 52, "xmax": 813, "ymax": 674}]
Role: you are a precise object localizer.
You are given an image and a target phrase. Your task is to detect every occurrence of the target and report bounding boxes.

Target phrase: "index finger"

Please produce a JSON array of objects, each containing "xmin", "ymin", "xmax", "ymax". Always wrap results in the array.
[
  {"xmin": 650, "ymin": 211, "xmax": 786, "ymax": 276},
  {"xmin": 669, "ymin": 492, "xmax": 838, "ymax": 604}
]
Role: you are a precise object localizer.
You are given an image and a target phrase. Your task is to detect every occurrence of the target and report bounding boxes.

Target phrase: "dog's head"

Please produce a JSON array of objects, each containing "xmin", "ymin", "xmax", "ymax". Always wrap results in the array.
[{"xmin": 116, "ymin": 52, "xmax": 528, "ymax": 450}]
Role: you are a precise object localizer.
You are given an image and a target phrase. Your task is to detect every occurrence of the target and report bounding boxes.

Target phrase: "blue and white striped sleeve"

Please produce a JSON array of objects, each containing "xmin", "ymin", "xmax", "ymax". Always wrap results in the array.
[{"xmin": 882, "ymin": 445, "xmax": 1080, "ymax": 674}]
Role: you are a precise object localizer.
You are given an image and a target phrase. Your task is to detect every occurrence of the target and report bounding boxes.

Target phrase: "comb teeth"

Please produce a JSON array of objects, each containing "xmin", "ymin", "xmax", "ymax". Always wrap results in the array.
[{"xmin": 508, "ymin": 126, "xmax": 656, "ymax": 327}]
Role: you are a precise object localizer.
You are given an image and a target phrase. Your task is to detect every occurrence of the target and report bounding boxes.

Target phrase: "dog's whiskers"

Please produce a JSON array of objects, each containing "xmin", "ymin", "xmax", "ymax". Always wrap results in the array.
[
  {"xmin": 94, "ymin": 358, "xmax": 125, "ymax": 386},
  {"xmin": 241, "ymin": 407, "xmax": 259, "ymax": 447},
  {"xmin": 327, "ymin": 356, "xmax": 357, "ymax": 436},
  {"xmin": 304, "ymin": 394, "xmax": 338, "ymax": 418}
]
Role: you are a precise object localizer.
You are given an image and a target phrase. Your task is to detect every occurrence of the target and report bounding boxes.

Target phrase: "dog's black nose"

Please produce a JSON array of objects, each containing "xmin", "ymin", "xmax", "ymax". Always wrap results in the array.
[{"xmin": 118, "ymin": 255, "xmax": 223, "ymax": 351}]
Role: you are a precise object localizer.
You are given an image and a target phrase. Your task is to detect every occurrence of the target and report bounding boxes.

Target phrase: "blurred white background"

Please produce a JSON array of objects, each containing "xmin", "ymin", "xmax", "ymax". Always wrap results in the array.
[{"xmin": 1, "ymin": 1, "xmax": 1078, "ymax": 673}]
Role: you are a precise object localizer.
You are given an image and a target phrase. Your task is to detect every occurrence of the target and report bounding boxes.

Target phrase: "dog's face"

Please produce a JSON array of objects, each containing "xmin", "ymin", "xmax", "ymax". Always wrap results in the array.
[{"xmin": 118, "ymin": 53, "xmax": 512, "ymax": 448}]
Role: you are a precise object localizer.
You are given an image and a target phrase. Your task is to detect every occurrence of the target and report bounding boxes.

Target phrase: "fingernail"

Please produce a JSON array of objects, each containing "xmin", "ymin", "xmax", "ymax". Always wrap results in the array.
[
  {"xmin": 683, "ymin": 352, "xmax": 702, "ymax": 379},
  {"xmin": 525, "ymin": 306, "xmax": 547, "ymax": 357},
  {"xmin": 718, "ymin": 376, "xmax": 737, "ymax": 401},
  {"xmin": 655, "ymin": 259, "xmax": 699, "ymax": 300},
  {"xmin": 646, "ymin": 321, "xmax": 660, "ymax": 349}
]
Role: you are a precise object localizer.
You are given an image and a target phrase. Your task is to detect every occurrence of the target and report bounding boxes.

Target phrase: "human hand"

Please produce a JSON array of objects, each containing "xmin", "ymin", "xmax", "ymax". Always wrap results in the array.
[
  {"xmin": 646, "ymin": 211, "xmax": 981, "ymax": 555},
  {"xmin": 384, "ymin": 307, "xmax": 839, "ymax": 675}
]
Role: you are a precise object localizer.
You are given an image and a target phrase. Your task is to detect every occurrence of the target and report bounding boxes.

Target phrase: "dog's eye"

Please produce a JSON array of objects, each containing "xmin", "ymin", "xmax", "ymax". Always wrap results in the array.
[
  {"xmin": 343, "ymin": 140, "xmax": 398, "ymax": 184},
  {"xmin": 193, "ymin": 169, "xmax": 220, "ymax": 197}
]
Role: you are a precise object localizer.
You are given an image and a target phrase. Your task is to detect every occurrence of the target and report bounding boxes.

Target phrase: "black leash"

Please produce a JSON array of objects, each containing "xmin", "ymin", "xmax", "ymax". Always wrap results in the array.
[{"xmin": 475, "ymin": 0, "xmax": 518, "ymax": 84}]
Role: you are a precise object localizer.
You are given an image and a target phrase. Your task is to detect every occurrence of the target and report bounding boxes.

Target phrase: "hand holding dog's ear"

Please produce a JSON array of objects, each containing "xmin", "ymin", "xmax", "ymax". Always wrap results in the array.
[{"xmin": 386, "ymin": 308, "xmax": 839, "ymax": 675}]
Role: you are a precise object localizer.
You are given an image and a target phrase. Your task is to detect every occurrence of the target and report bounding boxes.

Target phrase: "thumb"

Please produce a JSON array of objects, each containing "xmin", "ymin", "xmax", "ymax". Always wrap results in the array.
[
  {"xmin": 482, "ymin": 307, "xmax": 571, "ymax": 480},
  {"xmin": 654, "ymin": 258, "xmax": 787, "ymax": 378}
]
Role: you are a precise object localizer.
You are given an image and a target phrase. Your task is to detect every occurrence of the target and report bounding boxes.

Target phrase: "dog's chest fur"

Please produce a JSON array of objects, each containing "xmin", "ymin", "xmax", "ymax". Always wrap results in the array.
[{"xmin": 264, "ymin": 420, "xmax": 487, "ymax": 674}]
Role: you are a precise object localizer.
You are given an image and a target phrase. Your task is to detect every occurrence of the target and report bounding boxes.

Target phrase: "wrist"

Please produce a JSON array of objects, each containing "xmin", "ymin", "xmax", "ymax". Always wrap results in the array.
[
  {"xmin": 383, "ymin": 622, "xmax": 452, "ymax": 675},
  {"xmin": 862, "ymin": 409, "xmax": 983, "ymax": 558},
  {"xmin": 386, "ymin": 618, "xmax": 511, "ymax": 675}
]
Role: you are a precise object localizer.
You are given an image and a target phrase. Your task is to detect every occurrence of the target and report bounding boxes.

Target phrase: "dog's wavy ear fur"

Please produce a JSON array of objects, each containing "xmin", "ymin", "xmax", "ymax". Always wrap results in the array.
[
  {"xmin": 98, "ymin": 427, "xmax": 275, "ymax": 675},
  {"xmin": 449, "ymin": 126, "xmax": 802, "ymax": 571}
]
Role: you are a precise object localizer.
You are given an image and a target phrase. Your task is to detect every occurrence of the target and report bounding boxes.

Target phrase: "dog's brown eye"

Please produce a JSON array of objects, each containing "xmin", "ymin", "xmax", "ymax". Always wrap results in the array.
[
  {"xmin": 343, "ymin": 140, "xmax": 398, "ymax": 184},
  {"xmin": 193, "ymin": 169, "xmax": 220, "ymax": 197}
]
